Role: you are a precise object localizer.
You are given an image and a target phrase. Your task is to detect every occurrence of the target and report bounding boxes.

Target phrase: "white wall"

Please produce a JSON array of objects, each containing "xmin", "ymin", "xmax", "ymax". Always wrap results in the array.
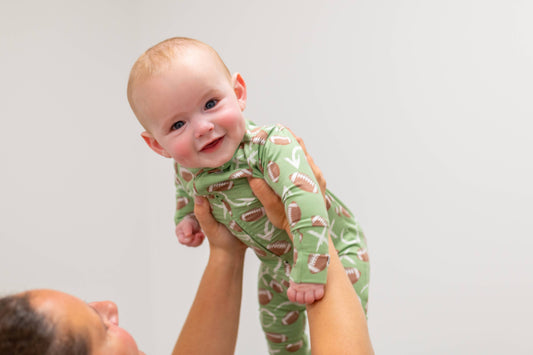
[
  {"xmin": 0, "ymin": 0, "xmax": 155, "ymax": 349},
  {"xmin": 1, "ymin": 1, "xmax": 532, "ymax": 354}
]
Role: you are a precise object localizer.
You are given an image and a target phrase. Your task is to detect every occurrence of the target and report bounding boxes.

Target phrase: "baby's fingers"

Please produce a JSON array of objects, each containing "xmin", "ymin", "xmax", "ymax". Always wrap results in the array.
[
  {"xmin": 177, "ymin": 232, "xmax": 192, "ymax": 245},
  {"xmin": 188, "ymin": 232, "xmax": 205, "ymax": 247}
]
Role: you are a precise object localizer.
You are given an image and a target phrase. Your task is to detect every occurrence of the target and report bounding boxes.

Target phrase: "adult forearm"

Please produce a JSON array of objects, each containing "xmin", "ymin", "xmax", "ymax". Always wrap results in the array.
[
  {"xmin": 306, "ymin": 237, "xmax": 374, "ymax": 355},
  {"xmin": 172, "ymin": 250, "xmax": 245, "ymax": 355}
]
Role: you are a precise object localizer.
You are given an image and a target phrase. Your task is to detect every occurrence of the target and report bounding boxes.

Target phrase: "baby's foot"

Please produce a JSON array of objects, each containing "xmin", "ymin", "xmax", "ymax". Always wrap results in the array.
[{"xmin": 287, "ymin": 281, "xmax": 325, "ymax": 304}]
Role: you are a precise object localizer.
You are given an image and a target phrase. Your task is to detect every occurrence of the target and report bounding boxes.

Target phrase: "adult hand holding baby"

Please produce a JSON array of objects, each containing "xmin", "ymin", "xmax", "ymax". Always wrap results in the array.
[{"xmin": 193, "ymin": 196, "xmax": 247, "ymax": 255}]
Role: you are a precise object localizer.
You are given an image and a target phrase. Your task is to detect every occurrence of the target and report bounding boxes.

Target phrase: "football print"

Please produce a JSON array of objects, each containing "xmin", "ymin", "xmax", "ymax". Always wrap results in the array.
[
  {"xmin": 176, "ymin": 197, "xmax": 189, "ymax": 210},
  {"xmin": 222, "ymin": 200, "xmax": 232, "ymax": 215},
  {"xmin": 207, "ymin": 180, "xmax": 234, "ymax": 192},
  {"xmin": 251, "ymin": 246, "xmax": 267, "ymax": 257},
  {"xmin": 267, "ymin": 161, "xmax": 280, "ymax": 183},
  {"xmin": 229, "ymin": 168, "xmax": 252, "ymax": 179},
  {"xmin": 251, "ymin": 129, "xmax": 268, "ymax": 145},
  {"xmin": 311, "ymin": 215, "xmax": 328, "ymax": 227},
  {"xmin": 286, "ymin": 340, "xmax": 303, "ymax": 352},
  {"xmin": 356, "ymin": 248, "xmax": 369, "ymax": 262},
  {"xmin": 241, "ymin": 207, "xmax": 266, "ymax": 222},
  {"xmin": 179, "ymin": 167, "xmax": 194, "ymax": 182},
  {"xmin": 228, "ymin": 220, "xmax": 242, "ymax": 232},
  {"xmin": 325, "ymin": 194, "xmax": 332, "ymax": 210},
  {"xmin": 335, "ymin": 205, "xmax": 351, "ymax": 218},
  {"xmin": 308, "ymin": 254, "xmax": 329, "ymax": 274},
  {"xmin": 267, "ymin": 240, "xmax": 292, "ymax": 256},
  {"xmin": 289, "ymin": 172, "xmax": 318, "ymax": 193},
  {"xmin": 265, "ymin": 332, "xmax": 288, "ymax": 343},
  {"xmin": 269, "ymin": 135, "xmax": 291, "ymax": 145},
  {"xmin": 345, "ymin": 267, "xmax": 361, "ymax": 284},
  {"xmin": 281, "ymin": 310, "xmax": 300, "ymax": 326},
  {"xmin": 258, "ymin": 288, "xmax": 273, "ymax": 305},
  {"xmin": 269, "ymin": 279, "xmax": 284, "ymax": 293},
  {"xmin": 287, "ymin": 201, "xmax": 301, "ymax": 227}
]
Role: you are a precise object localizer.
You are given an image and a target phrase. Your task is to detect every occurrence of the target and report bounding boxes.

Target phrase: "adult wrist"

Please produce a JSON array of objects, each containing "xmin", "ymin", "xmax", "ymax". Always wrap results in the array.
[{"xmin": 209, "ymin": 246, "xmax": 246, "ymax": 266}]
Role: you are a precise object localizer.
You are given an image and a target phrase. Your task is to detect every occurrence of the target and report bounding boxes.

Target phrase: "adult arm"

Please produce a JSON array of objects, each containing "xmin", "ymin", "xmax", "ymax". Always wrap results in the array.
[
  {"xmin": 249, "ymin": 175, "xmax": 374, "ymax": 355},
  {"xmin": 172, "ymin": 196, "xmax": 247, "ymax": 355},
  {"xmin": 306, "ymin": 236, "xmax": 374, "ymax": 355}
]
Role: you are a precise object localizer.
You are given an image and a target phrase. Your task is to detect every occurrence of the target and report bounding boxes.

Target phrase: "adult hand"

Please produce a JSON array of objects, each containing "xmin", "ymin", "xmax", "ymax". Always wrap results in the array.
[
  {"xmin": 193, "ymin": 196, "xmax": 247, "ymax": 254},
  {"xmin": 247, "ymin": 177, "xmax": 291, "ymax": 235}
]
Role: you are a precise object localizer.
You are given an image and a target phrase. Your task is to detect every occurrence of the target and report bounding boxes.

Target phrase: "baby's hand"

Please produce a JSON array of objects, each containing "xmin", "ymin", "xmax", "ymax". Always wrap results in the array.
[
  {"xmin": 287, "ymin": 281, "xmax": 325, "ymax": 305},
  {"xmin": 175, "ymin": 215, "xmax": 205, "ymax": 247}
]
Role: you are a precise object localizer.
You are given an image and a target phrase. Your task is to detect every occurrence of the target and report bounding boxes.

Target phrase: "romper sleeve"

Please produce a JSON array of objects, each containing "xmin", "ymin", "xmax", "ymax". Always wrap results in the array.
[
  {"xmin": 257, "ymin": 125, "xmax": 330, "ymax": 284},
  {"xmin": 173, "ymin": 162, "xmax": 195, "ymax": 225}
]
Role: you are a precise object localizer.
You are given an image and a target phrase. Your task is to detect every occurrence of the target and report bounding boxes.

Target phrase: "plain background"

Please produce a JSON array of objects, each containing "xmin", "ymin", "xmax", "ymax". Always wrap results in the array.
[{"xmin": 1, "ymin": 1, "xmax": 532, "ymax": 354}]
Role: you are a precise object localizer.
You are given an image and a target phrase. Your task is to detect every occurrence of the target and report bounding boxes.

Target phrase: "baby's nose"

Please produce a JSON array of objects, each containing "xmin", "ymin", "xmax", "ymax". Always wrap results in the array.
[{"xmin": 194, "ymin": 117, "xmax": 214, "ymax": 138}]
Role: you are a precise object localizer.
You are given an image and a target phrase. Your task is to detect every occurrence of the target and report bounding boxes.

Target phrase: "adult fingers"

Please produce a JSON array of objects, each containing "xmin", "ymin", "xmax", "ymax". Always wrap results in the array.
[
  {"xmin": 248, "ymin": 177, "xmax": 290, "ymax": 235},
  {"xmin": 193, "ymin": 196, "xmax": 217, "ymax": 236}
]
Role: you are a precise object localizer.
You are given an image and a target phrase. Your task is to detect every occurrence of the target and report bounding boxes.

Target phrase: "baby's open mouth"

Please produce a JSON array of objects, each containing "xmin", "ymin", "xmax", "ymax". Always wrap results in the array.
[{"xmin": 201, "ymin": 137, "xmax": 223, "ymax": 152}]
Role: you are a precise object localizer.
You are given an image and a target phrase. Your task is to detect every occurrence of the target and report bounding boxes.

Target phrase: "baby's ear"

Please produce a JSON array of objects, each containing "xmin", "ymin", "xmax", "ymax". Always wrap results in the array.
[
  {"xmin": 141, "ymin": 132, "xmax": 171, "ymax": 158},
  {"xmin": 232, "ymin": 73, "xmax": 247, "ymax": 111}
]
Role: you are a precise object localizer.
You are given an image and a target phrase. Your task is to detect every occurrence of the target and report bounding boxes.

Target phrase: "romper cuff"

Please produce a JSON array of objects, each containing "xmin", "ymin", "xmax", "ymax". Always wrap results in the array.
[{"xmin": 290, "ymin": 251, "xmax": 330, "ymax": 284}]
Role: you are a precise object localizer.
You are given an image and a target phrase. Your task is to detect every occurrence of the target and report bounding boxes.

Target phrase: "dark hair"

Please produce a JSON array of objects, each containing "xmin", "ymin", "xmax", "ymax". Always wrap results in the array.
[{"xmin": 0, "ymin": 293, "xmax": 89, "ymax": 355}]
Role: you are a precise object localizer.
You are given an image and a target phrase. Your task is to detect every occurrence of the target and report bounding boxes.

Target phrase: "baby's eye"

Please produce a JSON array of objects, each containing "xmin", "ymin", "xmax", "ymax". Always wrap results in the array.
[
  {"xmin": 205, "ymin": 99, "xmax": 217, "ymax": 110},
  {"xmin": 172, "ymin": 121, "xmax": 185, "ymax": 131}
]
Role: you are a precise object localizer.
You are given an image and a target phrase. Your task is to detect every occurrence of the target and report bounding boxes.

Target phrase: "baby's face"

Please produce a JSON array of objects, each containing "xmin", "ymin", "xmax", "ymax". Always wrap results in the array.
[{"xmin": 133, "ymin": 48, "xmax": 246, "ymax": 168}]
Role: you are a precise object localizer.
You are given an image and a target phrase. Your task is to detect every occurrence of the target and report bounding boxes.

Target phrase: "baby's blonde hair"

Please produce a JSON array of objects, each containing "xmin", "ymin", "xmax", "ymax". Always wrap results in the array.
[{"xmin": 127, "ymin": 37, "xmax": 231, "ymax": 119}]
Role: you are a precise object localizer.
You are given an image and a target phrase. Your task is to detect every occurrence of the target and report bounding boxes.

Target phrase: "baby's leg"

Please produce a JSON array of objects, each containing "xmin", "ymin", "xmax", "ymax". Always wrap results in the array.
[
  {"xmin": 336, "ymin": 227, "xmax": 371, "ymax": 315},
  {"xmin": 258, "ymin": 262, "xmax": 309, "ymax": 354}
]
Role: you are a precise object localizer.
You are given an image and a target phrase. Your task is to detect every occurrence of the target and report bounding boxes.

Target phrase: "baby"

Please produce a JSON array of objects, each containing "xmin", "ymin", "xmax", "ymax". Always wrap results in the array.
[{"xmin": 127, "ymin": 37, "xmax": 369, "ymax": 354}]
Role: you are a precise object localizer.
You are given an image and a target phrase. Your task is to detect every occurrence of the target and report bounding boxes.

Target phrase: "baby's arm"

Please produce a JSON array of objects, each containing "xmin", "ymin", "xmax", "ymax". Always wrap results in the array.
[
  {"xmin": 174, "ymin": 163, "xmax": 203, "ymax": 246},
  {"xmin": 175, "ymin": 214, "xmax": 205, "ymax": 247},
  {"xmin": 252, "ymin": 125, "xmax": 330, "ymax": 304}
]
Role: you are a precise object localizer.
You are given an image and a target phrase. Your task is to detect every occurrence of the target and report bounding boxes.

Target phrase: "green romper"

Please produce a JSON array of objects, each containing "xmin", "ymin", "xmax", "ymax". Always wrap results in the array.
[{"xmin": 174, "ymin": 120, "xmax": 369, "ymax": 355}]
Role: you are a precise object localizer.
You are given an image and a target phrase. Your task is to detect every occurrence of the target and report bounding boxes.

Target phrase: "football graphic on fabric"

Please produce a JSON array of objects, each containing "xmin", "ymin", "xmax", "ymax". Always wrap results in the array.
[
  {"xmin": 308, "ymin": 254, "xmax": 329, "ymax": 274},
  {"xmin": 282, "ymin": 310, "xmax": 300, "ymax": 326},
  {"xmin": 269, "ymin": 135, "xmax": 291, "ymax": 145},
  {"xmin": 267, "ymin": 241, "xmax": 292, "ymax": 256},
  {"xmin": 287, "ymin": 201, "xmax": 301, "ymax": 226},
  {"xmin": 267, "ymin": 161, "xmax": 280, "ymax": 183},
  {"xmin": 265, "ymin": 332, "xmax": 288, "ymax": 343},
  {"xmin": 241, "ymin": 207, "xmax": 266, "ymax": 222},
  {"xmin": 311, "ymin": 215, "xmax": 327, "ymax": 227},
  {"xmin": 207, "ymin": 180, "xmax": 234, "ymax": 192},
  {"xmin": 179, "ymin": 167, "xmax": 194, "ymax": 182},
  {"xmin": 229, "ymin": 168, "xmax": 252, "ymax": 179},
  {"xmin": 289, "ymin": 172, "xmax": 318, "ymax": 193},
  {"xmin": 286, "ymin": 340, "xmax": 304, "ymax": 352},
  {"xmin": 251, "ymin": 129, "xmax": 268, "ymax": 145},
  {"xmin": 176, "ymin": 197, "xmax": 189, "ymax": 210},
  {"xmin": 345, "ymin": 267, "xmax": 361, "ymax": 284},
  {"xmin": 258, "ymin": 288, "xmax": 273, "ymax": 305}
]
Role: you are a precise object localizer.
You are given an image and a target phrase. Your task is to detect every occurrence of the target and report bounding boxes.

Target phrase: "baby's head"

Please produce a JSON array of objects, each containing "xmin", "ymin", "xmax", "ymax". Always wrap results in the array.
[{"xmin": 127, "ymin": 37, "xmax": 247, "ymax": 168}]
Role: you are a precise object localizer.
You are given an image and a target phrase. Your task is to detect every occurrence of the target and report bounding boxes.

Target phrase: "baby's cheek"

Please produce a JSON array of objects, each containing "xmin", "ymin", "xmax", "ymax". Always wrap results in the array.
[
  {"xmin": 170, "ymin": 140, "xmax": 195, "ymax": 166},
  {"xmin": 217, "ymin": 108, "xmax": 245, "ymax": 129}
]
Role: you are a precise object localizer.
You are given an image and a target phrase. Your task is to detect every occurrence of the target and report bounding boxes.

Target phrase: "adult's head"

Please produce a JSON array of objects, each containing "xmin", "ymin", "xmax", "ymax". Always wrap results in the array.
[{"xmin": 0, "ymin": 289, "xmax": 144, "ymax": 355}]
